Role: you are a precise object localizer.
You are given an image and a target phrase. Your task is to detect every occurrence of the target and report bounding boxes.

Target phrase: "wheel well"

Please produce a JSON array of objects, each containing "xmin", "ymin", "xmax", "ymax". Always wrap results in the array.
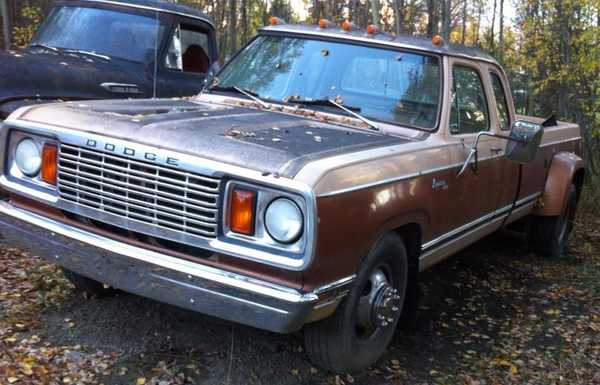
[
  {"xmin": 393, "ymin": 223, "xmax": 422, "ymax": 264},
  {"xmin": 573, "ymin": 168, "xmax": 585, "ymax": 200},
  {"xmin": 392, "ymin": 223, "xmax": 421, "ymax": 332}
]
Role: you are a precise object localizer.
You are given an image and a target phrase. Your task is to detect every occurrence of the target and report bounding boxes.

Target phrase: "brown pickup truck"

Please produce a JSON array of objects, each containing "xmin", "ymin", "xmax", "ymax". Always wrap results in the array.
[{"xmin": 0, "ymin": 20, "xmax": 585, "ymax": 372}]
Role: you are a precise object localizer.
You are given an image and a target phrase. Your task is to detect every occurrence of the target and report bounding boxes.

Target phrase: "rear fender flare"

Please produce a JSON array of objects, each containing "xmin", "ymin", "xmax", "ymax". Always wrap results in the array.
[{"xmin": 534, "ymin": 152, "xmax": 585, "ymax": 216}]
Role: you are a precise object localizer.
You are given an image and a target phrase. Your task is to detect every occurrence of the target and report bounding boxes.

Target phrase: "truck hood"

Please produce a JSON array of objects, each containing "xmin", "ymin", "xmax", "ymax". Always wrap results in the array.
[
  {"xmin": 0, "ymin": 49, "xmax": 145, "ymax": 103},
  {"xmin": 13, "ymin": 98, "xmax": 409, "ymax": 177}
]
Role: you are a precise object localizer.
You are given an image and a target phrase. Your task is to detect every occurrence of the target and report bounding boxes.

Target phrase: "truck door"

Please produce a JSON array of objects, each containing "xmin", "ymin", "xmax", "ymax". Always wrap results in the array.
[
  {"xmin": 442, "ymin": 59, "xmax": 505, "ymax": 237},
  {"xmin": 157, "ymin": 18, "xmax": 216, "ymax": 97}
]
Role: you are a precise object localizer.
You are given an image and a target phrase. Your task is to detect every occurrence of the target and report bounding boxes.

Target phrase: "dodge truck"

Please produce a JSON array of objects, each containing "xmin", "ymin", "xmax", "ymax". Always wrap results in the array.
[
  {"xmin": 0, "ymin": 0, "xmax": 217, "ymax": 119},
  {"xmin": 0, "ymin": 20, "xmax": 585, "ymax": 372}
]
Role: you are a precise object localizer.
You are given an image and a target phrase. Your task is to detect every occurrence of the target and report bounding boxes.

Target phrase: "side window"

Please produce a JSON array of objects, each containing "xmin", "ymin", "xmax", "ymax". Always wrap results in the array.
[
  {"xmin": 489, "ymin": 72, "xmax": 511, "ymax": 130},
  {"xmin": 450, "ymin": 65, "xmax": 490, "ymax": 135},
  {"xmin": 165, "ymin": 24, "xmax": 210, "ymax": 74}
]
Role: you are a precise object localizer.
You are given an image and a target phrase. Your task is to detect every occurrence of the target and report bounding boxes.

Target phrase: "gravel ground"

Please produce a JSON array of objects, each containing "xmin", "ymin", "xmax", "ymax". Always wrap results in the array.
[{"xmin": 1, "ymin": 214, "xmax": 599, "ymax": 385}]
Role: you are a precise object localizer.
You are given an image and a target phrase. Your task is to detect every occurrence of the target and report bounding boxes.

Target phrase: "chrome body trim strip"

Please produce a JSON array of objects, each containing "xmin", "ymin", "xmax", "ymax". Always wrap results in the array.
[
  {"xmin": 421, "ymin": 192, "xmax": 540, "ymax": 252},
  {"xmin": 79, "ymin": 0, "xmax": 215, "ymax": 28},
  {"xmin": 0, "ymin": 119, "xmax": 318, "ymax": 271},
  {"xmin": 0, "ymin": 200, "xmax": 351, "ymax": 332},
  {"xmin": 419, "ymin": 198, "xmax": 537, "ymax": 271},
  {"xmin": 539, "ymin": 137, "xmax": 581, "ymax": 148}
]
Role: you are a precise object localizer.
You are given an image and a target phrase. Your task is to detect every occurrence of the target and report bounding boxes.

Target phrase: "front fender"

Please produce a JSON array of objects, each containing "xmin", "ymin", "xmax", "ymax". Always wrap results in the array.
[{"xmin": 534, "ymin": 152, "xmax": 585, "ymax": 216}]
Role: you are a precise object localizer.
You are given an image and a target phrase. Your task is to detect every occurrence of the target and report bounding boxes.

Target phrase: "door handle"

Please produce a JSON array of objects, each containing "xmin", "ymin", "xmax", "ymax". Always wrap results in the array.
[{"xmin": 100, "ymin": 83, "xmax": 142, "ymax": 94}]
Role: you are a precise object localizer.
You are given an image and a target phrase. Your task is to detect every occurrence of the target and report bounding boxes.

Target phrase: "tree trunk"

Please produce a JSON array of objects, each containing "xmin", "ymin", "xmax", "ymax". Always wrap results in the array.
[
  {"xmin": 490, "ymin": 0, "xmax": 497, "ymax": 51},
  {"xmin": 241, "ymin": 0, "xmax": 248, "ymax": 44},
  {"xmin": 461, "ymin": 0, "xmax": 467, "ymax": 44},
  {"xmin": 499, "ymin": 0, "xmax": 504, "ymax": 60},
  {"xmin": 0, "ymin": 0, "xmax": 11, "ymax": 50},
  {"xmin": 474, "ymin": 1, "xmax": 482, "ymax": 45},
  {"xmin": 442, "ymin": 0, "xmax": 451, "ymax": 40},
  {"xmin": 371, "ymin": 0, "xmax": 380, "ymax": 27},
  {"xmin": 393, "ymin": 0, "xmax": 405, "ymax": 34},
  {"xmin": 228, "ymin": 0, "xmax": 237, "ymax": 55},
  {"xmin": 426, "ymin": 0, "xmax": 438, "ymax": 37}
]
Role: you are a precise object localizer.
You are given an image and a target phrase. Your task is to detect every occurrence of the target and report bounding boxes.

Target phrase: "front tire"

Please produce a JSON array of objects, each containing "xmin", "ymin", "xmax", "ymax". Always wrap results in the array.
[
  {"xmin": 303, "ymin": 233, "xmax": 408, "ymax": 373},
  {"xmin": 528, "ymin": 184, "xmax": 578, "ymax": 257}
]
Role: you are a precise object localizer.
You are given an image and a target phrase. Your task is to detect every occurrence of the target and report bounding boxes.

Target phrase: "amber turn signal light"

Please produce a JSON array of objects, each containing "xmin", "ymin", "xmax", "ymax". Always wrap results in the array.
[
  {"xmin": 41, "ymin": 144, "xmax": 57, "ymax": 185},
  {"xmin": 229, "ymin": 188, "xmax": 256, "ymax": 235}
]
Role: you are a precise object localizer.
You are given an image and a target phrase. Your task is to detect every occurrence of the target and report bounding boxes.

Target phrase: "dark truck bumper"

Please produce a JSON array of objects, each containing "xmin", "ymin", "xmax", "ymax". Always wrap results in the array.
[{"xmin": 0, "ymin": 200, "xmax": 353, "ymax": 333}]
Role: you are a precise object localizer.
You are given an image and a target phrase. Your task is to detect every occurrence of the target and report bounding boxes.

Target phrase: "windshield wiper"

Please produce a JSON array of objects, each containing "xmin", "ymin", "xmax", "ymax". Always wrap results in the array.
[
  {"xmin": 62, "ymin": 49, "xmax": 111, "ymax": 61},
  {"xmin": 209, "ymin": 85, "xmax": 271, "ymax": 108},
  {"xmin": 28, "ymin": 43, "xmax": 59, "ymax": 53},
  {"xmin": 289, "ymin": 98, "xmax": 379, "ymax": 131}
]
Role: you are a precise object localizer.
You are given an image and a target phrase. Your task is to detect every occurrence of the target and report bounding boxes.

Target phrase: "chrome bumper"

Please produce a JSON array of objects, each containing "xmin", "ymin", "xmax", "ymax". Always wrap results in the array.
[{"xmin": 0, "ymin": 200, "xmax": 353, "ymax": 333}]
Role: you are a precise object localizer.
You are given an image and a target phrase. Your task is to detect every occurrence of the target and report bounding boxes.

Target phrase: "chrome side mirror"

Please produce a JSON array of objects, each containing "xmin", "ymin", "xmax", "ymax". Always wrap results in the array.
[{"xmin": 505, "ymin": 120, "xmax": 544, "ymax": 164}]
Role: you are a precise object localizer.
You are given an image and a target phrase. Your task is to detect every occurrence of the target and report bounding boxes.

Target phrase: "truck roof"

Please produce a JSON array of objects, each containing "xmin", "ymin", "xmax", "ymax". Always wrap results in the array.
[
  {"xmin": 262, "ymin": 24, "xmax": 499, "ymax": 66},
  {"xmin": 68, "ymin": 0, "xmax": 214, "ymax": 27}
]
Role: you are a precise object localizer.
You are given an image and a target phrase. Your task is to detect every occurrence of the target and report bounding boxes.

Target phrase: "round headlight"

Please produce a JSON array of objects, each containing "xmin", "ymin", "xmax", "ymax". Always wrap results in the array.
[
  {"xmin": 264, "ymin": 198, "xmax": 303, "ymax": 244},
  {"xmin": 15, "ymin": 138, "xmax": 42, "ymax": 176}
]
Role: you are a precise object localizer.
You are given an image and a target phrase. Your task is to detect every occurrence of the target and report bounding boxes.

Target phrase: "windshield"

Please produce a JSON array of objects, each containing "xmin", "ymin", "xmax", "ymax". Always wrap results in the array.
[
  {"xmin": 31, "ymin": 6, "xmax": 165, "ymax": 62},
  {"xmin": 216, "ymin": 35, "xmax": 442, "ymax": 130}
]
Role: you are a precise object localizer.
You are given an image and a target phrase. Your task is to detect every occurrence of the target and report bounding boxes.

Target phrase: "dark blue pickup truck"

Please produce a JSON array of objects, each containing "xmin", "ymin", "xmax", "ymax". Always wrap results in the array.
[{"xmin": 0, "ymin": 0, "xmax": 217, "ymax": 119}]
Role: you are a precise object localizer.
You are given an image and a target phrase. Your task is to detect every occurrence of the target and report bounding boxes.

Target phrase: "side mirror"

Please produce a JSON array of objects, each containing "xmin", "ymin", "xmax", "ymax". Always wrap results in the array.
[
  {"xmin": 203, "ymin": 62, "xmax": 221, "ymax": 90},
  {"xmin": 505, "ymin": 120, "xmax": 544, "ymax": 164}
]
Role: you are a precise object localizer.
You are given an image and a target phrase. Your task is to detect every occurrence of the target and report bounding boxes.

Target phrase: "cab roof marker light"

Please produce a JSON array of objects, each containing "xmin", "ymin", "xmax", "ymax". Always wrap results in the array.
[
  {"xmin": 366, "ymin": 25, "xmax": 380, "ymax": 35},
  {"xmin": 270, "ymin": 16, "xmax": 286, "ymax": 26},
  {"xmin": 432, "ymin": 35, "xmax": 444, "ymax": 46},
  {"xmin": 318, "ymin": 19, "xmax": 334, "ymax": 29},
  {"xmin": 341, "ymin": 20, "xmax": 357, "ymax": 32}
]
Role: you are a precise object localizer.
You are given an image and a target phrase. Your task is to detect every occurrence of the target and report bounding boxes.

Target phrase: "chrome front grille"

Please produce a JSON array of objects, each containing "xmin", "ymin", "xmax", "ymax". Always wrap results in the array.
[{"xmin": 57, "ymin": 143, "xmax": 221, "ymax": 239}]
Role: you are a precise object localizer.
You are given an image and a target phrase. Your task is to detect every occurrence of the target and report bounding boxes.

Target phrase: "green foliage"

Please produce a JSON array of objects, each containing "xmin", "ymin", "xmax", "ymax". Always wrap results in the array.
[{"xmin": 12, "ymin": 6, "xmax": 43, "ymax": 48}]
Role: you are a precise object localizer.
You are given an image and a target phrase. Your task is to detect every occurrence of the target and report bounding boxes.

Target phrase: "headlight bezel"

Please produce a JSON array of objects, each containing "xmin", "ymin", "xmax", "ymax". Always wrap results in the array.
[
  {"xmin": 6, "ymin": 130, "xmax": 59, "ymax": 192},
  {"xmin": 222, "ymin": 180, "xmax": 310, "ymax": 258}
]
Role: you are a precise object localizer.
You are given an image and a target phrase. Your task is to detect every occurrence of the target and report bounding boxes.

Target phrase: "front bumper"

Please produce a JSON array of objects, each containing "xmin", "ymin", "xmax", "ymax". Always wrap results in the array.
[{"xmin": 0, "ymin": 200, "xmax": 353, "ymax": 333}]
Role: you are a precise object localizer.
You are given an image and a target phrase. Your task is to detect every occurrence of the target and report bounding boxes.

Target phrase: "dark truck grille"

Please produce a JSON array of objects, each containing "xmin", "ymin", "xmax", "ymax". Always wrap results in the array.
[{"xmin": 57, "ymin": 144, "xmax": 221, "ymax": 239}]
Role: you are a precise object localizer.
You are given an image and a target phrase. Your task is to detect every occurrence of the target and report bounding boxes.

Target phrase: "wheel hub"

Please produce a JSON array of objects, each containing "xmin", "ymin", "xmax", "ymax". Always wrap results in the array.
[
  {"xmin": 372, "ymin": 285, "xmax": 402, "ymax": 327},
  {"xmin": 356, "ymin": 267, "xmax": 403, "ymax": 336}
]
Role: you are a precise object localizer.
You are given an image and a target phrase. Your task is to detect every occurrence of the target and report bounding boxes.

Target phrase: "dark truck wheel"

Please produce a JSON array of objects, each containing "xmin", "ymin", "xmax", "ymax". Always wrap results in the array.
[
  {"xmin": 528, "ymin": 184, "xmax": 578, "ymax": 257},
  {"xmin": 303, "ymin": 233, "xmax": 408, "ymax": 373},
  {"xmin": 61, "ymin": 268, "xmax": 116, "ymax": 297}
]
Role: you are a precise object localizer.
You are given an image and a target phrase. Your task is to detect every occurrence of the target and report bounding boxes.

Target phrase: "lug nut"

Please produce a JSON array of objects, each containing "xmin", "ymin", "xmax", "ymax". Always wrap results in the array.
[{"xmin": 392, "ymin": 306, "xmax": 399, "ymax": 312}]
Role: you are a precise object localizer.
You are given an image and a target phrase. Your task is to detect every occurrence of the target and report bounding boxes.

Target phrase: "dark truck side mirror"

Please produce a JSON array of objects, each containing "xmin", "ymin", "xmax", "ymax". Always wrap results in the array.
[
  {"xmin": 505, "ymin": 120, "xmax": 544, "ymax": 164},
  {"xmin": 457, "ymin": 120, "xmax": 544, "ymax": 177},
  {"xmin": 202, "ymin": 62, "xmax": 221, "ymax": 90}
]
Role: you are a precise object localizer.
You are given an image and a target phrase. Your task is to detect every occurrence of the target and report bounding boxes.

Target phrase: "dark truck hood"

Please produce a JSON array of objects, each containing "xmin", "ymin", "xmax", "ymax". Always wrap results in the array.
[
  {"xmin": 16, "ymin": 99, "xmax": 410, "ymax": 177},
  {"xmin": 0, "ymin": 49, "xmax": 145, "ymax": 107}
]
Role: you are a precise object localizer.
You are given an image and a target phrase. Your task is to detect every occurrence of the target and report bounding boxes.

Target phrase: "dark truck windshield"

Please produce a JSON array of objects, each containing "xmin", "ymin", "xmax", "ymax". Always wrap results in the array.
[
  {"xmin": 31, "ymin": 6, "xmax": 165, "ymax": 63},
  {"xmin": 216, "ymin": 35, "xmax": 442, "ymax": 130}
]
